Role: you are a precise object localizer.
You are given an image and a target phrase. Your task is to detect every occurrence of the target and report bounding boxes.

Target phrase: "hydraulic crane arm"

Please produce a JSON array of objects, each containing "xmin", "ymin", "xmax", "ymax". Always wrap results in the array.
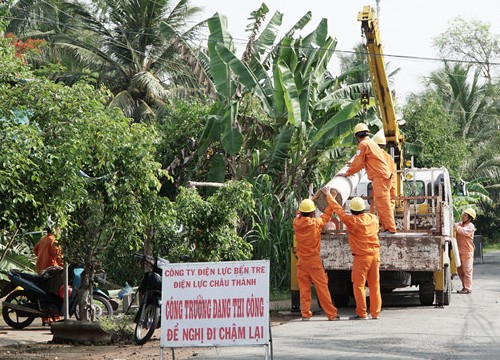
[{"xmin": 358, "ymin": 6, "xmax": 405, "ymax": 171}]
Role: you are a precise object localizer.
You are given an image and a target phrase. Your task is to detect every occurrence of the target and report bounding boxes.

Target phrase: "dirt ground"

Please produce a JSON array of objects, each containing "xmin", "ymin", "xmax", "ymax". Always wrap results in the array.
[{"xmin": 0, "ymin": 312, "xmax": 295, "ymax": 360}]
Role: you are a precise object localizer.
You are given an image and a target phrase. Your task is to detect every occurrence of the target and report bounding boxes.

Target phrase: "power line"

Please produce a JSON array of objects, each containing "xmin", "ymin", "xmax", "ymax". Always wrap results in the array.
[{"xmin": 6, "ymin": 14, "xmax": 500, "ymax": 72}]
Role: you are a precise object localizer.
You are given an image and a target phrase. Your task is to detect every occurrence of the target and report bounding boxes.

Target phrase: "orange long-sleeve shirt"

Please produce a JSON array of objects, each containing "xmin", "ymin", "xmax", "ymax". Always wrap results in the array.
[
  {"xmin": 456, "ymin": 221, "xmax": 475, "ymax": 255},
  {"xmin": 34, "ymin": 233, "xmax": 63, "ymax": 274},
  {"xmin": 325, "ymin": 193, "xmax": 380, "ymax": 255},
  {"xmin": 345, "ymin": 138, "xmax": 391, "ymax": 180},
  {"xmin": 293, "ymin": 206, "xmax": 334, "ymax": 259}
]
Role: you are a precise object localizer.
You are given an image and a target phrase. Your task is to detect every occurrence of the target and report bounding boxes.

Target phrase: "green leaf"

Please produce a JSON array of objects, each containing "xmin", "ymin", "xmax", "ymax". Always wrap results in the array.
[
  {"xmin": 222, "ymin": 127, "xmax": 244, "ymax": 155},
  {"xmin": 214, "ymin": 43, "xmax": 272, "ymax": 113},
  {"xmin": 252, "ymin": 10, "xmax": 283, "ymax": 60},
  {"xmin": 206, "ymin": 155, "xmax": 226, "ymax": 196},
  {"xmin": 277, "ymin": 61, "xmax": 302, "ymax": 127},
  {"xmin": 208, "ymin": 14, "xmax": 234, "ymax": 98},
  {"xmin": 312, "ymin": 99, "xmax": 361, "ymax": 147},
  {"xmin": 302, "ymin": 17, "xmax": 328, "ymax": 51},
  {"xmin": 197, "ymin": 114, "xmax": 225, "ymax": 156},
  {"xmin": 267, "ymin": 126, "xmax": 294, "ymax": 173},
  {"xmin": 284, "ymin": 11, "xmax": 312, "ymax": 37}
]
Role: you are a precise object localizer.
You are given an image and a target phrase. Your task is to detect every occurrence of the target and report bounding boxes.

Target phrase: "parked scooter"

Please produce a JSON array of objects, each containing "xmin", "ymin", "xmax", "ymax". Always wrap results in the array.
[
  {"xmin": 0, "ymin": 265, "xmax": 113, "ymax": 329},
  {"xmin": 133, "ymin": 252, "xmax": 169, "ymax": 345}
]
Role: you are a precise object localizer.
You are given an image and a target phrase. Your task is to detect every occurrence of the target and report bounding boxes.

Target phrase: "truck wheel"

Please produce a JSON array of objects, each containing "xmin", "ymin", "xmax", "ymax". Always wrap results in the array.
[{"xmin": 419, "ymin": 282, "xmax": 435, "ymax": 306}]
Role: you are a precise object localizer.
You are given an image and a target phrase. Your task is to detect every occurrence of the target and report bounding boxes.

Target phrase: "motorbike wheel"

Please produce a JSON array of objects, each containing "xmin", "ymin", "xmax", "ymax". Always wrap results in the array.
[
  {"xmin": 134, "ymin": 302, "xmax": 159, "ymax": 345},
  {"xmin": 75, "ymin": 294, "xmax": 114, "ymax": 321},
  {"xmin": 2, "ymin": 290, "xmax": 36, "ymax": 329}
]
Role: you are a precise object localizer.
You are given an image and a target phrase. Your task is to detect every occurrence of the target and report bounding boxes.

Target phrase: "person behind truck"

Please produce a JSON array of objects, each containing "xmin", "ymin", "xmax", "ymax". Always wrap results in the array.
[
  {"xmin": 337, "ymin": 123, "xmax": 396, "ymax": 234},
  {"xmin": 455, "ymin": 208, "xmax": 476, "ymax": 294},
  {"xmin": 324, "ymin": 189, "xmax": 381, "ymax": 320},
  {"xmin": 293, "ymin": 193, "xmax": 339, "ymax": 321},
  {"xmin": 372, "ymin": 132, "xmax": 397, "ymax": 212}
]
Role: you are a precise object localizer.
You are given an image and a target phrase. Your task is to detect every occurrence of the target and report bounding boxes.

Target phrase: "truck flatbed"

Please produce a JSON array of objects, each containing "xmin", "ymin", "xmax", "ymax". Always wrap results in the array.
[{"xmin": 321, "ymin": 231, "xmax": 450, "ymax": 272}]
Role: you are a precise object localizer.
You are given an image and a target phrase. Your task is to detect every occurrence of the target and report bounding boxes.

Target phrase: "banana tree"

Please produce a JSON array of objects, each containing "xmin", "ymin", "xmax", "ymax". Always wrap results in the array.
[{"xmin": 199, "ymin": 4, "xmax": 378, "ymax": 194}]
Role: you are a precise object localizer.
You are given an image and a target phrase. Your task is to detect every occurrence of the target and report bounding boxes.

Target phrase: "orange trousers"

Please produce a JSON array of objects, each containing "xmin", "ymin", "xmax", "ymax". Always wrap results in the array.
[
  {"xmin": 457, "ymin": 253, "xmax": 474, "ymax": 291},
  {"xmin": 351, "ymin": 253, "xmax": 382, "ymax": 318},
  {"xmin": 297, "ymin": 257, "xmax": 338, "ymax": 319},
  {"xmin": 371, "ymin": 176, "xmax": 396, "ymax": 232}
]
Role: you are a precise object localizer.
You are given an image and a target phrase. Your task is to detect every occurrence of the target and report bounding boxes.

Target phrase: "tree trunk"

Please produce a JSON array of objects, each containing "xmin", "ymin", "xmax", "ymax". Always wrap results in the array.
[{"xmin": 78, "ymin": 256, "xmax": 95, "ymax": 322}]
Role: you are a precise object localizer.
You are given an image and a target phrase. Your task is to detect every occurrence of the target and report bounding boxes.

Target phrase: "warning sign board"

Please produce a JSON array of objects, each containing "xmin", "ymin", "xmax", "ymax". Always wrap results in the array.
[{"xmin": 160, "ymin": 260, "xmax": 270, "ymax": 348}]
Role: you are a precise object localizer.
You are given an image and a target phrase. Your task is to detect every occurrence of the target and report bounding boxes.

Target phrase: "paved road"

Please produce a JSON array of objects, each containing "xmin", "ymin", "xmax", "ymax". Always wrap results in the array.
[
  {"xmin": 0, "ymin": 318, "xmax": 52, "ymax": 347},
  {"xmin": 192, "ymin": 251, "xmax": 500, "ymax": 360},
  {"xmin": 1, "ymin": 252, "xmax": 499, "ymax": 360}
]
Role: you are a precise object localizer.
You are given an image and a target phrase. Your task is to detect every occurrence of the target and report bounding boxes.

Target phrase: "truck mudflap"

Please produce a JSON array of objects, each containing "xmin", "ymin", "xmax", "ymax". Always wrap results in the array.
[{"xmin": 321, "ymin": 232, "xmax": 452, "ymax": 272}]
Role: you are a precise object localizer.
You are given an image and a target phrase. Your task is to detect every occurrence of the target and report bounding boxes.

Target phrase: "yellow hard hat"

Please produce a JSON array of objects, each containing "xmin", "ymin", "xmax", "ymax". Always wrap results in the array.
[
  {"xmin": 349, "ymin": 197, "xmax": 366, "ymax": 212},
  {"xmin": 299, "ymin": 199, "xmax": 316, "ymax": 213},
  {"xmin": 372, "ymin": 132, "xmax": 386, "ymax": 145},
  {"xmin": 353, "ymin": 123, "xmax": 369, "ymax": 135},
  {"xmin": 463, "ymin": 208, "xmax": 476, "ymax": 220}
]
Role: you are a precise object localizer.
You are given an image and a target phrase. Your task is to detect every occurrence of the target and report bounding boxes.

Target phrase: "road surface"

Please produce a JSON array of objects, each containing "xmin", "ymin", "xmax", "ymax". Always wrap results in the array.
[
  {"xmin": 1, "ymin": 251, "xmax": 499, "ymax": 360},
  {"xmin": 192, "ymin": 251, "xmax": 500, "ymax": 359}
]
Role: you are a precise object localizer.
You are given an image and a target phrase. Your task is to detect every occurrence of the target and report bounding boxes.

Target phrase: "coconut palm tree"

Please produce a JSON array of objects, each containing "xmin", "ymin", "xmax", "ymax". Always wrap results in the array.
[
  {"xmin": 7, "ymin": 0, "xmax": 207, "ymax": 122},
  {"xmin": 426, "ymin": 62, "xmax": 492, "ymax": 141}
]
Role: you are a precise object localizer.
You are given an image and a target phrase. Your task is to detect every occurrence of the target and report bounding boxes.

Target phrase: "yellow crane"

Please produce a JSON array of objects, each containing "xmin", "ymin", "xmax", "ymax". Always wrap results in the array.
[{"xmin": 357, "ymin": 5, "xmax": 405, "ymax": 173}]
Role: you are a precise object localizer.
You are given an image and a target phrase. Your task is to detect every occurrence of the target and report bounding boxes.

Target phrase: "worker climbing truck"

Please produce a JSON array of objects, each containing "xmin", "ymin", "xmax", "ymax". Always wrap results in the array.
[{"xmin": 314, "ymin": 6, "xmax": 460, "ymax": 307}]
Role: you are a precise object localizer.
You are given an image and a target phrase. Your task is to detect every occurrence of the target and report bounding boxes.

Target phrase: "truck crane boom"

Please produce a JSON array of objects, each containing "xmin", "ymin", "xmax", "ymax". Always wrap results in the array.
[{"xmin": 357, "ymin": 5, "xmax": 405, "ymax": 172}]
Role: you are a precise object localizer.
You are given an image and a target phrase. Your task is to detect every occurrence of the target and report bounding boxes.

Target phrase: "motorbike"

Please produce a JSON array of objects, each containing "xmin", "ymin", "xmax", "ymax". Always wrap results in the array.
[
  {"xmin": 0, "ymin": 265, "xmax": 113, "ymax": 329},
  {"xmin": 133, "ymin": 252, "xmax": 169, "ymax": 345}
]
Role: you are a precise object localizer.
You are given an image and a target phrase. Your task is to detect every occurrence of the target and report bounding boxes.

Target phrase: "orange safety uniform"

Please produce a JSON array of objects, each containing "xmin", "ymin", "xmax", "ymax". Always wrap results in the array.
[
  {"xmin": 345, "ymin": 137, "xmax": 396, "ymax": 232},
  {"xmin": 455, "ymin": 221, "xmax": 475, "ymax": 292},
  {"xmin": 34, "ymin": 232, "xmax": 63, "ymax": 274},
  {"xmin": 385, "ymin": 152, "xmax": 397, "ymax": 202},
  {"xmin": 370, "ymin": 151, "xmax": 397, "ymax": 213},
  {"xmin": 34, "ymin": 231, "xmax": 64, "ymax": 325},
  {"xmin": 325, "ymin": 193, "xmax": 382, "ymax": 319},
  {"xmin": 293, "ymin": 206, "xmax": 338, "ymax": 320}
]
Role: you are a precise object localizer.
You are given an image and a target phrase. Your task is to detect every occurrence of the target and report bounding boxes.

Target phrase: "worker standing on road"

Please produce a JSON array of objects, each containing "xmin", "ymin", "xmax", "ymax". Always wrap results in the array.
[
  {"xmin": 293, "ymin": 192, "xmax": 339, "ymax": 321},
  {"xmin": 372, "ymin": 132, "xmax": 397, "ymax": 212},
  {"xmin": 455, "ymin": 208, "xmax": 476, "ymax": 294},
  {"xmin": 338, "ymin": 123, "xmax": 396, "ymax": 234},
  {"xmin": 324, "ymin": 189, "xmax": 382, "ymax": 320}
]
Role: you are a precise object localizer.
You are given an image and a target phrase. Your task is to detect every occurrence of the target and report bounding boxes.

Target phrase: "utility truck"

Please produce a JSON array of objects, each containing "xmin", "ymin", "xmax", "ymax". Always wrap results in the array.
[{"xmin": 314, "ymin": 6, "xmax": 460, "ymax": 307}]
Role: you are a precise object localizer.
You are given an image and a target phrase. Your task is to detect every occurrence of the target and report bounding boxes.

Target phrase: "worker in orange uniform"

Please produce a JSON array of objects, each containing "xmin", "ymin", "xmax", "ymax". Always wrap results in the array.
[
  {"xmin": 34, "ymin": 227, "xmax": 64, "ymax": 325},
  {"xmin": 455, "ymin": 208, "xmax": 476, "ymax": 294},
  {"xmin": 34, "ymin": 227, "xmax": 63, "ymax": 274},
  {"xmin": 324, "ymin": 189, "xmax": 381, "ymax": 320},
  {"xmin": 338, "ymin": 123, "xmax": 396, "ymax": 233},
  {"xmin": 293, "ymin": 192, "xmax": 339, "ymax": 321},
  {"xmin": 372, "ymin": 132, "xmax": 397, "ymax": 212}
]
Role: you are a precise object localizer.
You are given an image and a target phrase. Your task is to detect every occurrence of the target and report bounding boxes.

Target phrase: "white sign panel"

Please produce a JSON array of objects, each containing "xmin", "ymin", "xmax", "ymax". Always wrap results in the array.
[{"xmin": 160, "ymin": 260, "xmax": 270, "ymax": 348}]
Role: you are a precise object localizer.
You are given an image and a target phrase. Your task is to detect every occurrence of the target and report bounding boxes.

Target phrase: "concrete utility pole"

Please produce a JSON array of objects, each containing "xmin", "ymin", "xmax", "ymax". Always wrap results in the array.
[{"xmin": 376, "ymin": 0, "xmax": 381, "ymax": 22}]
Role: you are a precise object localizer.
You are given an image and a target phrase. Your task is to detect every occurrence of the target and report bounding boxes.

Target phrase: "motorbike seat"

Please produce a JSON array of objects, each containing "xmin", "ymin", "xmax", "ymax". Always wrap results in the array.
[{"xmin": 11, "ymin": 269, "xmax": 50, "ymax": 292}]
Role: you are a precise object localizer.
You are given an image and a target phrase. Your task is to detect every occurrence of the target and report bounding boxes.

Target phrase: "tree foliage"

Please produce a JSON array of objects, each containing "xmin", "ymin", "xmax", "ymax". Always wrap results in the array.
[
  {"xmin": 403, "ymin": 91, "xmax": 469, "ymax": 176},
  {"xmin": 167, "ymin": 181, "xmax": 254, "ymax": 263},
  {"xmin": 0, "ymin": 33, "xmax": 170, "ymax": 317},
  {"xmin": 433, "ymin": 17, "xmax": 500, "ymax": 82},
  {"xmin": 7, "ymin": 0, "xmax": 206, "ymax": 122}
]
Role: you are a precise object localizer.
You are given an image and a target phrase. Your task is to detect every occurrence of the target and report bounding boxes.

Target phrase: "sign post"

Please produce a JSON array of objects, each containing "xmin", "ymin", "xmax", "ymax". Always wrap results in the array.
[{"xmin": 160, "ymin": 260, "xmax": 270, "ymax": 359}]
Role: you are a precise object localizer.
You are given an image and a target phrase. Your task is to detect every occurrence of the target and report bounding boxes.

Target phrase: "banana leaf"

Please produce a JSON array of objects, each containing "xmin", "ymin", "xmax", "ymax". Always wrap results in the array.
[
  {"xmin": 207, "ymin": 13, "xmax": 235, "ymax": 98},
  {"xmin": 277, "ymin": 61, "xmax": 301, "ymax": 127},
  {"xmin": 312, "ymin": 99, "xmax": 361, "ymax": 147}
]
